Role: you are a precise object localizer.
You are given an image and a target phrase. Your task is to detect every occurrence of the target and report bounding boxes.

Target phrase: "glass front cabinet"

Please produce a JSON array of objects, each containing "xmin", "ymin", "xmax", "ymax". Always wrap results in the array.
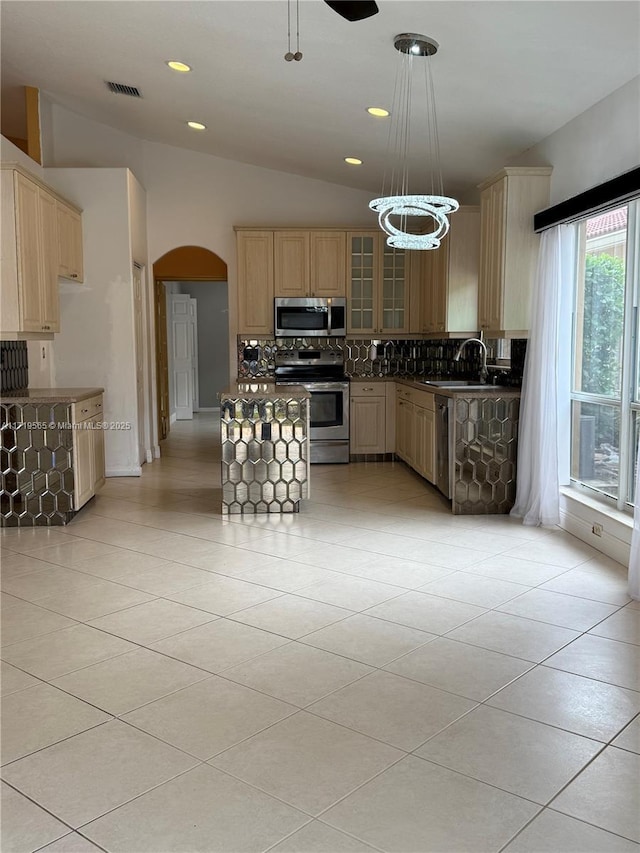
[{"xmin": 348, "ymin": 232, "xmax": 413, "ymax": 335}]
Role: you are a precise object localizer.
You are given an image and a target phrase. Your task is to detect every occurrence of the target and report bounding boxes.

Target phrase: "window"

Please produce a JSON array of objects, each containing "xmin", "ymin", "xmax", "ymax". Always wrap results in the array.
[{"xmin": 570, "ymin": 201, "xmax": 640, "ymax": 509}]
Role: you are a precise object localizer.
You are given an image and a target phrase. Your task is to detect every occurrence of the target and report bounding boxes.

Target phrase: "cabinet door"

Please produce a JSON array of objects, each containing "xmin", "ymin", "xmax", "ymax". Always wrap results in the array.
[
  {"xmin": 92, "ymin": 414, "xmax": 106, "ymax": 490},
  {"xmin": 274, "ymin": 231, "xmax": 309, "ymax": 297},
  {"xmin": 57, "ymin": 202, "xmax": 84, "ymax": 282},
  {"xmin": 237, "ymin": 231, "xmax": 274, "ymax": 336},
  {"xmin": 14, "ymin": 172, "xmax": 43, "ymax": 332},
  {"xmin": 350, "ymin": 396, "xmax": 386, "ymax": 454},
  {"xmin": 73, "ymin": 422, "xmax": 94, "ymax": 510},
  {"xmin": 38, "ymin": 189, "xmax": 60, "ymax": 332},
  {"xmin": 309, "ymin": 232, "xmax": 346, "ymax": 296},
  {"xmin": 414, "ymin": 405, "xmax": 435, "ymax": 483},
  {"xmin": 478, "ymin": 179, "xmax": 505, "ymax": 333},
  {"xmin": 348, "ymin": 233, "xmax": 377, "ymax": 334},
  {"xmin": 421, "ymin": 240, "xmax": 448, "ymax": 334},
  {"xmin": 380, "ymin": 242, "xmax": 409, "ymax": 334}
]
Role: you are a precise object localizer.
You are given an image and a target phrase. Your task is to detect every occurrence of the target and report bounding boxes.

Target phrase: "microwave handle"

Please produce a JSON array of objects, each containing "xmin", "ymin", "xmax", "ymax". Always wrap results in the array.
[{"xmin": 327, "ymin": 305, "xmax": 332, "ymax": 337}]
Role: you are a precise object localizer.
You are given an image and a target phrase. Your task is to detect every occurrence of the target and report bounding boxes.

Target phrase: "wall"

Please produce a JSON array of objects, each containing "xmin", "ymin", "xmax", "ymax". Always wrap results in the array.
[
  {"xmin": 41, "ymin": 101, "xmax": 381, "ymax": 384},
  {"xmin": 177, "ymin": 281, "xmax": 229, "ymax": 409},
  {"xmin": 43, "ymin": 168, "xmax": 142, "ymax": 476},
  {"xmin": 510, "ymin": 75, "xmax": 640, "ymax": 205}
]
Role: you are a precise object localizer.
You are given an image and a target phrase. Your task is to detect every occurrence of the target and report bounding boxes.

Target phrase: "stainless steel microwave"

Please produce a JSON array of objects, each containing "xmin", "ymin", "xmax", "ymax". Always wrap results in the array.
[{"xmin": 274, "ymin": 297, "xmax": 347, "ymax": 338}]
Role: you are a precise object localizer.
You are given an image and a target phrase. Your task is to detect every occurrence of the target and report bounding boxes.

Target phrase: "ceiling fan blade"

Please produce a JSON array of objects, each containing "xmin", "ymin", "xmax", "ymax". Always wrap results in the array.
[{"xmin": 323, "ymin": 1, "xmax": 379, "ymax": 22}]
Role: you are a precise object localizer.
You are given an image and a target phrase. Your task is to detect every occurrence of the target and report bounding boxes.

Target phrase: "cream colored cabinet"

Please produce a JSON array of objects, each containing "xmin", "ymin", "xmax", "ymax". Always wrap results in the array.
[
  {"xmin": 57, "ymin": 201, "xmax": 84, "ymax": 282},
  {"xmin": 273, "ymin": 231, "xmax": 309, "ymax": 297},
  {"xmin": 420, "ymin": 206, "xmax": 480, "ymax": 337},
  {"xmin": 309, "ymin": 232, "xmax": 346, "ymax": 297},
  {"xmin": 348, "ymin": 233, "xmax": 414, "ymax": 336},
  {"xmin": 477, "ymin": 167, "xmax": 552, "ymax": 337},
  {"xmin": 237, "ymin": 230, "xmax": 275, "ymax": 335},
  {"xmin": 272, "ymin": 231, "xmax": 346, "ymax": 297},
  {"xmin": 395, "ymin": 384, "xmax": 436, "ymax": 483},
  {"xmin": 72, "ymin": 394, "xmax": 105, "ymax": 510},
  {"xmin": 1, "ymin": 169, "xmax": 60, "ymax": 338},
  {"xmin": 350, "ymin": 381, "xmax": 386, "ymax": 455}
]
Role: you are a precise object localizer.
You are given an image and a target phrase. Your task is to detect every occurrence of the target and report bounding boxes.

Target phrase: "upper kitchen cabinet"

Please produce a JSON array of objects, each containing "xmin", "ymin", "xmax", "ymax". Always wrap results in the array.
[
  {"xmin": 309, "ymin": 231, "xmax": 346, "ymax": 297},
  {"xmin": 272, "ymin": 230, "xmax": 346, "ymax": 298},
  {"xmin": 348, "ymin": 232, "xmax": 414, "ymax": 336},
  {"xmin": 420, "ymin": 206, "xmax": 480, "ymax": 337},
  {"xmin": 237, "ymin": 230, "xmax": 274, "ymax": 336},
  {"xmin": 57, "ymin": 200, "xmax": 84, "ymax": 282},
  {"xmin": 1, "ymin": 168, "xmax": 60, "ymax": 338},
  {"xmin": 477, "ymin": 166, "xmax": 552, "ymax": 337}
]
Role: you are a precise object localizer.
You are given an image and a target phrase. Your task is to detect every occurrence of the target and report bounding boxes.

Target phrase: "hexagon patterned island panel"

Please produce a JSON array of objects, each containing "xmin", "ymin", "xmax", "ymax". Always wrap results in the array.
[
  {"xmin": 453, "ymin": 396, "xmax": 520, "ymax": 514},
  {"xmin": 1, "ymin": 402, "xmax": 76, "ymax": 526},
  {"xmin": 220, "ymin": 394, "xmax": 310, "ymax": 514}
]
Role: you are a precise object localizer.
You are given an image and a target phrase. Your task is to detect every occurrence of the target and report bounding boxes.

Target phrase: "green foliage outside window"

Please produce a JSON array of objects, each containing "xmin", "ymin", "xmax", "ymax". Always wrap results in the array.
[{"xmin": 581, "ymin": 252, "xmax": 625, "ymax": 397}]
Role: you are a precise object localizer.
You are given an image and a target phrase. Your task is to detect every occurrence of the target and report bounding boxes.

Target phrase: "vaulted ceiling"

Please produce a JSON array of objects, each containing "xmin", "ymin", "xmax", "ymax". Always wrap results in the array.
[{"xmin": 1, "ymin": 1, "xmax": 638, "ymax": 200}]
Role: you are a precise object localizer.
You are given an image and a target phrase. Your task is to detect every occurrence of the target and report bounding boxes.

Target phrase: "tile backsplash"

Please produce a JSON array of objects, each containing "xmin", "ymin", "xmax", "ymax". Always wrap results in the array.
[
  {"xmin": 238, "ymin": 337, "xmax": 526, "ymax": 387},
  {"xmin": 0, "ymin": 341, "xmax": 28, "ymax": 391}
]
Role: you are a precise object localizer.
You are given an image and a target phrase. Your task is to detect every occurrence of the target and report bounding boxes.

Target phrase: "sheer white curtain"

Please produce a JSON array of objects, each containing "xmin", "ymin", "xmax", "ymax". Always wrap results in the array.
[
  {"xmin": 629, "ymin": 437, "xmax": 640, "ymax": 599},
  {"xmin": 511, "ymin": 224, "xmax": 574, "ymax": 526}
]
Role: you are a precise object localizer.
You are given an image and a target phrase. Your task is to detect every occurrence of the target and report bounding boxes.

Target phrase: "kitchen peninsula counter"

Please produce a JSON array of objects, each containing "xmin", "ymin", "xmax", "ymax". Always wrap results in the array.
[{"xmin": 219, "ymin": 382, "xmax": 310, "ymax": 514}]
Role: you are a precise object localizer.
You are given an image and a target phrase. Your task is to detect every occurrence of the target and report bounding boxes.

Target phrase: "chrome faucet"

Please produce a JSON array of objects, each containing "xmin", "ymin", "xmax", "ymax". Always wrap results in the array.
[{"xmin": 454, "ymin": 337, "xmax": 489, "ymax": 384}]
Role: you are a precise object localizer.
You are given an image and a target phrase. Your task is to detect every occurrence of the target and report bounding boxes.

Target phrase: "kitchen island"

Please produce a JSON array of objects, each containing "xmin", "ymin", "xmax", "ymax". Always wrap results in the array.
[
  {"xmin": 1, "ymin": 387, "xmax": 105, "ymax": 526},
  {"xmin": 219, "ymin": 381, "xmax": 310, "ymax": 514}
]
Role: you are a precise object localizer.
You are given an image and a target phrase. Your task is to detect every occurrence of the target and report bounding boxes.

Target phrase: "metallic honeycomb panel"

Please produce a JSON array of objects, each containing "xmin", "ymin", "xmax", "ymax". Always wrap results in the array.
[
  {"xmin": 1, "ymin": 402, "xmax": 76, "ymax": 526},
  {"xmin": 221, "ymin": 395, "xmax": 309, "ymax": 514},
  {"xmin": 238, "ymin": 337, "xmax": 526, "ymax": 385},
  {"xmin": 453, "ymin": 396, "xmax": 520, "ymax": 514}
]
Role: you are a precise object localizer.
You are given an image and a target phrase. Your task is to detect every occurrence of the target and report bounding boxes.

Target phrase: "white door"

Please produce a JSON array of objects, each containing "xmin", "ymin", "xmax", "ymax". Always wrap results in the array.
[
  {"xmin": 133, "ymin": 264, "xmax": 147, "ymax": 463},
  {"xmin": 170, "ymin": 293, "xmax": 193, "ymax": 420},
  {"xmin": 189, "ymin": 297, "xmax": 199, "ymax": 411}
]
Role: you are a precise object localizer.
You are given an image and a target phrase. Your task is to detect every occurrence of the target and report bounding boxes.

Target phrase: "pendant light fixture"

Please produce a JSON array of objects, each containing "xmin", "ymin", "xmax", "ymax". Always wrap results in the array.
[{"xmin": 370, "ymin": 33, "xmax": 458, "ymax": 250}]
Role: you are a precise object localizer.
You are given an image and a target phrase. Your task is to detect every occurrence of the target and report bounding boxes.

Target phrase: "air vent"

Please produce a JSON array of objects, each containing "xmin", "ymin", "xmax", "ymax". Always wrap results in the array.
[{"xmin": 105, "ymin": 81, "xmax": 142, "ymax": 97}]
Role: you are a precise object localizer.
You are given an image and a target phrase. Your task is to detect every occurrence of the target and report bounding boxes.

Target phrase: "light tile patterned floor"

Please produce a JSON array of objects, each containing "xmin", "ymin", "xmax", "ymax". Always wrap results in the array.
[{"xmin": 1, "ymin": 414, "xmax": 639, "ymax": 853}]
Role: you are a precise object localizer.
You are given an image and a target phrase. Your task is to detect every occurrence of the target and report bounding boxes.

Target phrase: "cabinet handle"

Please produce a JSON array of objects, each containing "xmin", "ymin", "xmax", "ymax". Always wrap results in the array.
[
  {"xmin": 81, "ymin": 408, "xmax": 89, "ymax": 414},
  {"xmin": 96, "ymin": 403, "xmax": 102, "ymax": 408},
  {"xmin": 41, "ymin": 325, "xmax": 50, "ymax": 331},
  {"xmin": 362, "ymin": 387, "xmax": 374, "ymax": 391},
  {"xmin": 70, "ymin": 274, "xmax": 78, "ymax": 279}
]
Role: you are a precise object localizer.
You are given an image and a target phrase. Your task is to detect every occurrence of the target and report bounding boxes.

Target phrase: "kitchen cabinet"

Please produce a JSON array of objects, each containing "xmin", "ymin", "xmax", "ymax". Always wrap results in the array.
[
  {"xmin": 350, "ymin": 381, "xmax": 386, "ymax": 455},
  {"xmin": 57, "ymin": 200, "xmax": 84, "ymax": 281},
  {"xmin": 395, "ymin": 385, "xmax": 436, "ymax": 483},
  {"xmin": 420, "ymin": 206, "xmax": 480, "ymax": 337},
  {"xmin": 72, "ymin": 393, "xmax": 105, "ymax": 510},
  {"xmin": 477, "ymin": 166, "xmax": 552, "ymax": 336},
  {"xmin": 309, "ymin": 231, "xmax": 346, "ymax": 297},
  {"xmin": 237, "ymin": 230, "xmax": 275, "ymax": 336},
  {"xmin": 272, "ymin": 231, "xmax": 346, "ymax": 298},
  {"xmin": 1, "ymin": 169, "xmax": 60, "ymax": 338},
  {"xmin": 348, "ymin": 232, "xmax": 414, "ymax": 336}
]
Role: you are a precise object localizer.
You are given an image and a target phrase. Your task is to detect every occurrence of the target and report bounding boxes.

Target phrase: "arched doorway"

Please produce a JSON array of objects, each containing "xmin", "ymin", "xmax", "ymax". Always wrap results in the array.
[{"xmin": 154, "ymin": 246, "xmax": 228, "ymax": 441}]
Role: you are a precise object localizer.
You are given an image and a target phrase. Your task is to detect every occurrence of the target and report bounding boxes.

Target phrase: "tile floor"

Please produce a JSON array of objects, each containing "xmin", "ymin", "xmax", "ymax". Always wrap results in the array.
[{"xmin": 1, "ymin": 414, "xmax": 639, "ymax": 853}]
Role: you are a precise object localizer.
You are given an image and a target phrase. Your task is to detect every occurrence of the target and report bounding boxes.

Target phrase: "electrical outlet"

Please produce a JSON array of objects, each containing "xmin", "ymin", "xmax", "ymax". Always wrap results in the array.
[{"xmin": 592, "ymin": 523, "xmax": 603, "ymax": 537}]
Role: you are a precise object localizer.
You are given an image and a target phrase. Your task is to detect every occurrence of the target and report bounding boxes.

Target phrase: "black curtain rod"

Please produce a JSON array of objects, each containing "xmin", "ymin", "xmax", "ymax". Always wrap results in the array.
[{"xmin": 534, "ymin": 166, "xmax": 640, "ymax": 232}]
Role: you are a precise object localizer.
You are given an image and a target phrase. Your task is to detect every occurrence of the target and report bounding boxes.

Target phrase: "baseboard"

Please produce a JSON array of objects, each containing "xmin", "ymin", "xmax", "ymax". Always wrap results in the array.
[
  {"xmin": 145, "ymin": 449, "xmax": 153, "ymax": 464},
  {"xmin": 106, "ymin": 467, "xmax": 142, "ymax": 477},
  {"xmin": 559, "ymin": 492, "xmax": 631, "ymax": 567},
  {"xmin": 153, "ymin": 445, "xmax": 161, "ymax": 459},
  {"xmin": 170, "ymin": 413, "xmax": 177, "ymax": 424}
]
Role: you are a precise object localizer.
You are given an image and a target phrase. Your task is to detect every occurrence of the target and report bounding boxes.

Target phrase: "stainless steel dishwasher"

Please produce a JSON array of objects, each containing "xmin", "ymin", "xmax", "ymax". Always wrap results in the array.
[{"xmin": 435, "ymin": 395, "xmax": 453, "ymax": 499}]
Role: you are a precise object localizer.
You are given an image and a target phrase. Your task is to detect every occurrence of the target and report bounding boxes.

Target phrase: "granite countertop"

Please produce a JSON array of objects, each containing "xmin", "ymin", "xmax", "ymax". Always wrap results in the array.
[
  {"xmin": 220, "ymin": 381, "xmax": 311, "ymax": 400},
  {"xmin": 0, "ymin": 387, "xmax": 104, "ymax": 404}
]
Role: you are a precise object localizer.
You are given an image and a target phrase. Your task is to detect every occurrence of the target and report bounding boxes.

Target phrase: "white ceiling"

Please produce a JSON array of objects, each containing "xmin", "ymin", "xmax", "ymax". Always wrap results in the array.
[{"xmin": 1, "ymin": 0, "xmax": 638, "ymax": 200}]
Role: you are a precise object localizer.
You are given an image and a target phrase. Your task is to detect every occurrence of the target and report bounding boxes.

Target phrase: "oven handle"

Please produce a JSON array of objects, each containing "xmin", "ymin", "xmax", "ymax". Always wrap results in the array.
[{"xmin": 304, "ymin": 382, "xmax": 349, "ymax": 391}]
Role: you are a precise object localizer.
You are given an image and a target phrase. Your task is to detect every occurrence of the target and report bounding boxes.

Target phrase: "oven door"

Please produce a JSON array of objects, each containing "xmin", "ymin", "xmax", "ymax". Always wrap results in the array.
[{"xmin": 306, "ymin": 382, "xmax": 349, "ymax": 441}]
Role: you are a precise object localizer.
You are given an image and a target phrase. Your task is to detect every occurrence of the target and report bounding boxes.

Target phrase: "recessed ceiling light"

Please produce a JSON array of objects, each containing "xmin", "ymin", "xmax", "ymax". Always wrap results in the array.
[
  {"xmin": 367, "ymin": 107, "xmax": 389, "ymax": 117},
  {"xmin": 167, "ymin": 61, "xmax": 192, "ymax": 72},
  {"xmin": 344, "ymin": 157, "xmax": 363, "ymax": 165},
  {"xmin": 187, "ymin": 121, "xmax": 206, "ymax": 130}
]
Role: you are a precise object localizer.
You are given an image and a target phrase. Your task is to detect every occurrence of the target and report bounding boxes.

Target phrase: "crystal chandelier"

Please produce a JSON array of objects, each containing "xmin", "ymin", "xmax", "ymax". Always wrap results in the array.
[{"xmin": 370, "ymin": 33, "xmax": 458, "ymax": 250}]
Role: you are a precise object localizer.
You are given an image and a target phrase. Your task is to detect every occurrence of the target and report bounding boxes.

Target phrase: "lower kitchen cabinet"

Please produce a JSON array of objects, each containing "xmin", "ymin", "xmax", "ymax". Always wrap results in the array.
[
  {"xmin": 72, "ymin": 393, "xmax": 105, "ymax": 510},
  {"xmin": 395, "ymin": 385, "xmax": 436, "ymax": 483},
  {"xmin": 350, "ymin": 382, "xmax": 387, "ymax": 455}
]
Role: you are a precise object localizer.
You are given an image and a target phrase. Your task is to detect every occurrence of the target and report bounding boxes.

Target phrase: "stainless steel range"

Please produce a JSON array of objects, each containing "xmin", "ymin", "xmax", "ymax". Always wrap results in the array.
[{"xmin": 275, "ymin": 349, "xmax": 349, "ymax": 464}]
